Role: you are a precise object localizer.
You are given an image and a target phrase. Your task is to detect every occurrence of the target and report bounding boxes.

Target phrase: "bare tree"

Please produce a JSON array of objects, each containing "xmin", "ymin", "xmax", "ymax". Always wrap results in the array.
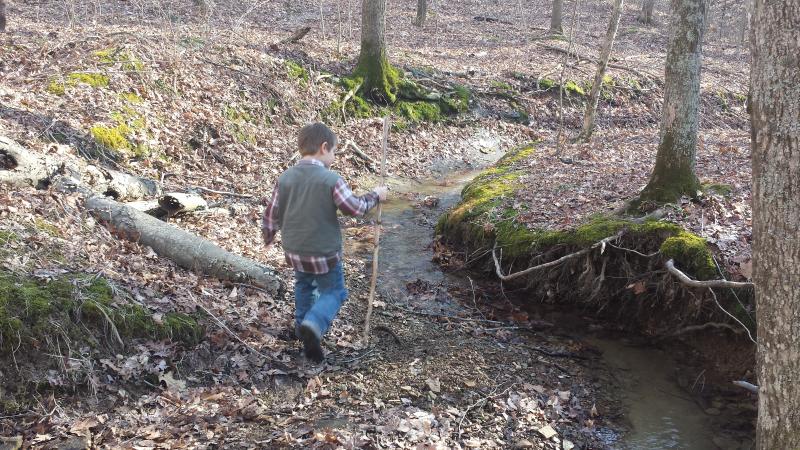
[
  {"xmin": 550, "ymin": 0, "xmax": 564, "ymax": 34},
  {"xmin": 354, "ymin": 0, "xmax": 399, "ymax": 103},
  {"xmin": 750, "ymin": 0, "xmax": 800, "ymax": 447},
  {"xmin": 577, "ymin": 0, "xmax": 625, "ymax": 142},
  {"xmin": 639, "ymin": 0, "xmax": 655, "ymax": 24},
  {"xmin": 639, "ymin": 0, "xmax": 707, "ymax": 203},
  {"xmin": 1, "ymin": 0, "xmax": 8, "ymax": 32},
  {"xmin": 414, "ymin": 0, "xmax": 427, "ymax": 27}
]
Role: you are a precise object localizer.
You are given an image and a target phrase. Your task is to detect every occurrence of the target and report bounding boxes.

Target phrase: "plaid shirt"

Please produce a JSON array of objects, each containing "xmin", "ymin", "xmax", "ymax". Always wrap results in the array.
[{"xmin": 262, "ymin": 159, "xmax": 380, "ymax": 274}]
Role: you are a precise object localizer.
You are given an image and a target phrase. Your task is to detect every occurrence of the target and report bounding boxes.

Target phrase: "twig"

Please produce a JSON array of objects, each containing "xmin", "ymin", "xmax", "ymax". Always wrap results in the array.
[
  {"xmin": 457, "ymin": 383, "xmax": 515, "ymax": 437},
  {"xmin": 341, "ymin": 140, "xmax": 376, "ymax": 165},
  {"xmin": 707, "ymin": 288, "xmax": 758, "ymax": 345},
  {"xmin": 492, "ymin": 233, "xmax": 621, "ymax": 282},
  {"xmin": 341, "ymin": 81, "xmax": 364, "ymax": 120},
  {"xmin": 665, "ymin": 259, "xmax": 754, "ymax": 289},
  {"xmin": 606, "ymin": 242, "xmax": 660, "ymax": 258},
  {"xmin": 363, "ymin": 116, "xmax": 389, "ymax": 342},
  {"xmin": 669, "ymin": 322, "xmax": 744, "ymax": 336},
  {"xmin": 191, "ymin": 186, "xmax": 254, "ymax": 199},
  {"xmin": 190, "ymin": 292, "xmax": 272, "ymax": 359}
]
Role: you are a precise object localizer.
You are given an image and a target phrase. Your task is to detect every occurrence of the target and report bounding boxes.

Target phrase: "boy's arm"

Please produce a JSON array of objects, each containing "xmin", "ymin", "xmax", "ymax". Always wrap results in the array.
[
  {"xmin": 261, "ymin": 184, "xmax": 280, "ymax": 246},
  {"xmin": 332, "ymin": 178, "xmax": 380, "ymax": 216}
]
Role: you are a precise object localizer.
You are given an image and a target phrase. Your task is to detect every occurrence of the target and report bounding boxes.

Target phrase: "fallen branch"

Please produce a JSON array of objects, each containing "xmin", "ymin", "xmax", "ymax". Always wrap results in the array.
[
  {"xmin": 341, "ymin": 81, "xmax": 363, "ymax": 120},
  {"xmin": 190, "ymin": 292, "xmax": 272, "ymax": 359},
  {"xmin": 669, "ymin": 322, "xmax": 745, "ymax": 336},
  {"xmin": 158, "ymin": 192, "xmax": 207, "ymax": 216},
  {"xmin": 279, "ymin": 26, "xmax": 311, "ymax": 44},
  {"xmin": 341, "ymin": 140, "xmax": 376, "ymax": 165},
  {"xmin": 87, "ymin": 196, "xmax": 284, "ymax": 297},
  {"xmin": 732, "ymin": 380, "xmax": 759, "ymax": 394},
  {"xmin": 492, "ymin": 233, "xmax": 621, "ymax": 282},
  {"xmin": 665, "ymin": 259, "xmax": 754, "ymax": 289}
]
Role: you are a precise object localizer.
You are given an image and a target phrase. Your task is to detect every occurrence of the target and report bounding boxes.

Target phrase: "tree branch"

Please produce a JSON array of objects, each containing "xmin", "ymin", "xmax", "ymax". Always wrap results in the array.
[{"xmin": 665, "ymin": 259, "xmax": 754, "ymax": 289}]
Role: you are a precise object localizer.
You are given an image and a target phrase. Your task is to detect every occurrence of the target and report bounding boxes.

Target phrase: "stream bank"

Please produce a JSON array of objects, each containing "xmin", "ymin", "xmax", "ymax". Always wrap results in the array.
[{"xmin": 354, "ymin": 141, "xmax": 753, "ymax": 448}]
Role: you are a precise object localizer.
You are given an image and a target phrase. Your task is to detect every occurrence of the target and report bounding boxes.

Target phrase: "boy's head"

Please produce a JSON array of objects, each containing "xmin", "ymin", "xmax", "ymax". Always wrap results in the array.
[{"xmin": 298, "ymin": 122, "xmax": 338, "ymax": 167}]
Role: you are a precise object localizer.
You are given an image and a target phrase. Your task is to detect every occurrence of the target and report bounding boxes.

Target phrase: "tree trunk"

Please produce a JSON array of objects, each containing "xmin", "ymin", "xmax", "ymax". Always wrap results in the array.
[
  {"xmin": 414, "ymin": 0, "xmax": 427, "ymax": 26},
  {"xmin": 639, "ymin": 0, "xmax": 655, "ymax": 24},
  {"xmin": 750, "ymin": 0, "xmax": 800, "ymax": 447},
  {"xmin": 86, "ymin": 196, "xmax": 285, "ymax": 297},
  {"xmin": 0, "ymin": 0, "xmax": 6, "ymax": 32},
  {"xmin": 355, "ymin": 0, "xmax": 399, "ymax": 103},
  {"xmin": 639, "ymin": 0, "xmax": 706, "ymax": 203},
  {"xmin": 577, "ymin": 0, "xmax": 625, "ymax": 142},
  {"xmin": 550, "ymin": 0, "xmax": 564, "ymax": 34}
]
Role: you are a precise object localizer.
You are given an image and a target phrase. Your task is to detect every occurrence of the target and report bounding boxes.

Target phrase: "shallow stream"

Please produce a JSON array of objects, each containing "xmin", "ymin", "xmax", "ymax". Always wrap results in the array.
[{"xmin": 356, "ymin": 150, "xmax": 721, "ymax": 449}]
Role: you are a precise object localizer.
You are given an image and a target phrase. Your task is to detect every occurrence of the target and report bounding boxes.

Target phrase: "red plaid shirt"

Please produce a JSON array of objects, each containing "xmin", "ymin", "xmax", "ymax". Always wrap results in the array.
[{"xmin": 262, "ymin": 159, "xmax": 379, "ymax": 274}]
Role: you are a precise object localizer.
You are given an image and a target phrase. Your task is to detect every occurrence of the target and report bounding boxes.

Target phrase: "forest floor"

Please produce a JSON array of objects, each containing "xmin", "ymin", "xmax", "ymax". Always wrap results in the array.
[{"xmin": 0, "ymin": 0, "xmax": 754, "ymax": 448}]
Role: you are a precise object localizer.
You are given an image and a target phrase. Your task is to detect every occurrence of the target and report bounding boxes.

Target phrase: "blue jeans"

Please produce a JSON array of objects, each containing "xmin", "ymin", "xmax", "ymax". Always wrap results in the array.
[{"xmin": 294, "ymin": 261, "xmax": 348, "ymax": 337}]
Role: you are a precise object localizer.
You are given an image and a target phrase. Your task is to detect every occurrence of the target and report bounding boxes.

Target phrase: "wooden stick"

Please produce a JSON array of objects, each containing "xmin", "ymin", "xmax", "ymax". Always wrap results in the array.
[{"xmin": 363, "ymin": 116, "xmax": 389, "ymax": 342}]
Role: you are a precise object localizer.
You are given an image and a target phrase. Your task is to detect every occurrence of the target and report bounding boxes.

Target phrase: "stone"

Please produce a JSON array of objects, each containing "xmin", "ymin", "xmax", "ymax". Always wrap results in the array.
[
  {"xmin": 538, "ymin": 425, "xmax": 558, "ymax": 439},
  {"xmin": 514, "ymin": 439, "xmax": 534, "ymax": 448}
]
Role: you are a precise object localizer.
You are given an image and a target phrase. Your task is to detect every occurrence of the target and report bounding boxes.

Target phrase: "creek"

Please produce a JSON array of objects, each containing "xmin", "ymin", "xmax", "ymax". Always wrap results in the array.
[{"xmin": 352, "ymin": 147, "xmax": 724, "ymax": 449}]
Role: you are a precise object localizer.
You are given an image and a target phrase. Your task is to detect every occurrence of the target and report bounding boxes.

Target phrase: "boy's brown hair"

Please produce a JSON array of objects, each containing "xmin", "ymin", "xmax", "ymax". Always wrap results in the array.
[{"xmin": 298, "ymin": 122, "xmax": 338, "ymax": 156}]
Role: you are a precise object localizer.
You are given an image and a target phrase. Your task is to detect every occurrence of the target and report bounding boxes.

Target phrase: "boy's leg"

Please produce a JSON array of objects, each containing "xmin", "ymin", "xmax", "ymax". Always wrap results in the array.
[
  {"xmin": 301, "ymin": 261, "xmax": 348, "ymax": 337},
  {"xmin": 293, "ymin": 271, "xmax": 316, "ymax": 336}
]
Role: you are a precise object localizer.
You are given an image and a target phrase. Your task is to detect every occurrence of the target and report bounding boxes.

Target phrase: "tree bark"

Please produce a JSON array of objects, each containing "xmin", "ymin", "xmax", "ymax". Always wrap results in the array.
[
  {"xmin": 639, "ymin": 0, "xmax": 706, "ymax": 203},
  {"xmin": 414, "ymin": 0, "xmax": 427, "ymax": 27},
  {"xmin": 577, "ymin": 0, "xmax": 625, "ymax": 142},
  {"xmin": 750, "ymin": 0, "xmax": 800, "ymax": 447},
  {"xmin": 86, "ymin": 196, "xmax": 285, "ymax": 297},
  {"xmin": 639, "ymin": 0, "xmax": 655, "ymax": 24},
  {"xmin": 0, "ymin": 0, "xmax": 6, "ymax": 32},
  {"xmin": 355, "ymin": 0, "xmax": 399, "ymax": 103},
  {"xmin": 550, "ymin": 0, "xmax": 564, "ymax": 34}
]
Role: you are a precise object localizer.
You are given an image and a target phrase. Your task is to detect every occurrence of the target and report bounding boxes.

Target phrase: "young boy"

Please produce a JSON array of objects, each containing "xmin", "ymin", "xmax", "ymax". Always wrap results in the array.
[{"xmin": 262, "ymin": 122, "xmax": 387, "ymax": 362}]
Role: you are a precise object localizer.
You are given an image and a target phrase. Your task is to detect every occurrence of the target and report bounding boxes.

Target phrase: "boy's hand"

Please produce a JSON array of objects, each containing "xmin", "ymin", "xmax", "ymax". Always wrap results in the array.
[{"xmin": 374, "ymin": 186, "xmax": 388, "ymax": 202}]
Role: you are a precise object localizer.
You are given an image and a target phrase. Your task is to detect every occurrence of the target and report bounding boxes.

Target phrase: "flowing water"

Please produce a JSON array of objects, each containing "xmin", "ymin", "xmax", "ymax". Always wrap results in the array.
[{"xmin": 356, "ymin": 143, "xmax": 721, "ymax": 448}]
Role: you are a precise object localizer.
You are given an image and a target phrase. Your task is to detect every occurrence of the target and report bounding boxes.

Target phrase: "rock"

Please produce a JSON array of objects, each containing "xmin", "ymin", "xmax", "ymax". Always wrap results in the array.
[
  {"xmin": 58, "ymin": 435, "xmax": 90, "ymax": 450},
  {"xmin": 514, "ymin": 439, "xmax": 534, "ymax": 448},
  {"xmin": 0, "ymin": 436, "xmax": 22, "ymax": 450},
  {"xmin": 562, "ymin": 440, "xmax": 575, "ymax": 450},
  {"xmin": 538, "ymin": 425, "xmax": 558, "ymax": 439}
]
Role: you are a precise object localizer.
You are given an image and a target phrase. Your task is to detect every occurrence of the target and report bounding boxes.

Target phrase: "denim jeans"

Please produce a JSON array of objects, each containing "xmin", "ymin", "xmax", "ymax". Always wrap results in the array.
[{"xmin": 294, "ymin": 261, "xmax": 348, "ymax": 337}]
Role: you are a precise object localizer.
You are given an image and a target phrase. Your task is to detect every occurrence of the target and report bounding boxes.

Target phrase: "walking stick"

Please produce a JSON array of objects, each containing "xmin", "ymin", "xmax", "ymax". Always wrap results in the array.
[{"xmin": 362, "ymin": 116, "xmax": 389, "ymax": 343}]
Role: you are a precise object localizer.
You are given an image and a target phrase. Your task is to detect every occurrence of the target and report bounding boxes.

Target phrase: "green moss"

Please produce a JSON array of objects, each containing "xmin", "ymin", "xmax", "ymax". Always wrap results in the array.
[
  {"xmin": 538, "ymin": 78, "xmax": 556, "ymax": 90},
  {"xmin": 0, "ymin": 231, "xmax": 18, "ymax": 243},
  {"xmin": 33, "ymin": 218, "xmax": 60, "ymax": 237},
  {"xmin": 352, "ymin": 55, "xmax": 401, "ymax": 104},
  {"xmin": 91, "ymin": 125, "xmax": 131, "ymax": 151},
  {"xmin": 602, "ymin": 75, "xmax": 615, "ymax": 86},
  {"xmin": 396, "ymin": 101, "xmax": 442, "ymax": 123},
  {"xmin": 0, "ymin": 271, "xmax": 203, "ymax": 355},
  {"xmin": 94, "ymin": 48, "xmax": 144, "ymax": 71},
  {"xmin": 285, "ymin": 60, "xmax": 309, "ymax": 82},
  {"xmin": 67, "ymin": 72, "xmax": 110, "ymax": 88},
  {"xmin": 564, "ymin": 80, "xmax": 585, "ymax": 96},
  {"xmin": 660, "ymin": 231, "xmax": 716, "ymax": 279},
  {"xmin": 47, "ymin": 80, "xmax": 66, "ymax": 96},
  {"xmin": 491, "ymin": 80, "xmax": 513, "ymax": 91},
  {"xmin": 120, "ymin": 92, "xmax": 143, "ymax": 103}
]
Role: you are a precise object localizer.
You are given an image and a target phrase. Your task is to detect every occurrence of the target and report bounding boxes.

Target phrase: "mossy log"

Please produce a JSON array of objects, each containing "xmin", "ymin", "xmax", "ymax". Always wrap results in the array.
[
  {"xmin": 1, "ymin": 136, "xmax": 160, "ymax": 200},
  {"xmin": 86, "ymin": 196, "xmax": 284, "ymax": 297}
]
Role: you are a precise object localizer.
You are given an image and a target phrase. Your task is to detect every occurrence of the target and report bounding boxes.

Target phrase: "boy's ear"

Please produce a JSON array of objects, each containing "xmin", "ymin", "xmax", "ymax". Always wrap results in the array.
[{"xmin": 320, "ymin": 141, "xmax": 330, "ymax": 154}]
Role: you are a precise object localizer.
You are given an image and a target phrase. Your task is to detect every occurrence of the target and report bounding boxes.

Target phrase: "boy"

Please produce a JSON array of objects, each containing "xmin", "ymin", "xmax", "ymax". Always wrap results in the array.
[{"xmin": 262, "ymin": 122, "xmax": 387, "ymax": 362}]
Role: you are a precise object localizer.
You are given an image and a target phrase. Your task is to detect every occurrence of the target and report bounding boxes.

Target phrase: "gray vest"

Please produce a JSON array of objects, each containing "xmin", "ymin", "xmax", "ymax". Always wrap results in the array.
[{"xmin": 277, "ymin": 164, "xmax": 342, "ymax": 256}]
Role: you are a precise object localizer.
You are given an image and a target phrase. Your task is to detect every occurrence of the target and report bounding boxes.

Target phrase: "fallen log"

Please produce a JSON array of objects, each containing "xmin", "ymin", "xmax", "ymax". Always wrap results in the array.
[
  {"xmin": 1, "ymin": 135, "xmax": 161, "ymax": 200},
  {"xmin": 0, "ymin": 136, "xmax": 58, "ymax": 188},
  {"xmin": 86, "ymin": 196, "xmax": 284, "ymax": 297},
  {"xmin": 158, "ymin": 192, "xmax": 207, "ymax": 216}
]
